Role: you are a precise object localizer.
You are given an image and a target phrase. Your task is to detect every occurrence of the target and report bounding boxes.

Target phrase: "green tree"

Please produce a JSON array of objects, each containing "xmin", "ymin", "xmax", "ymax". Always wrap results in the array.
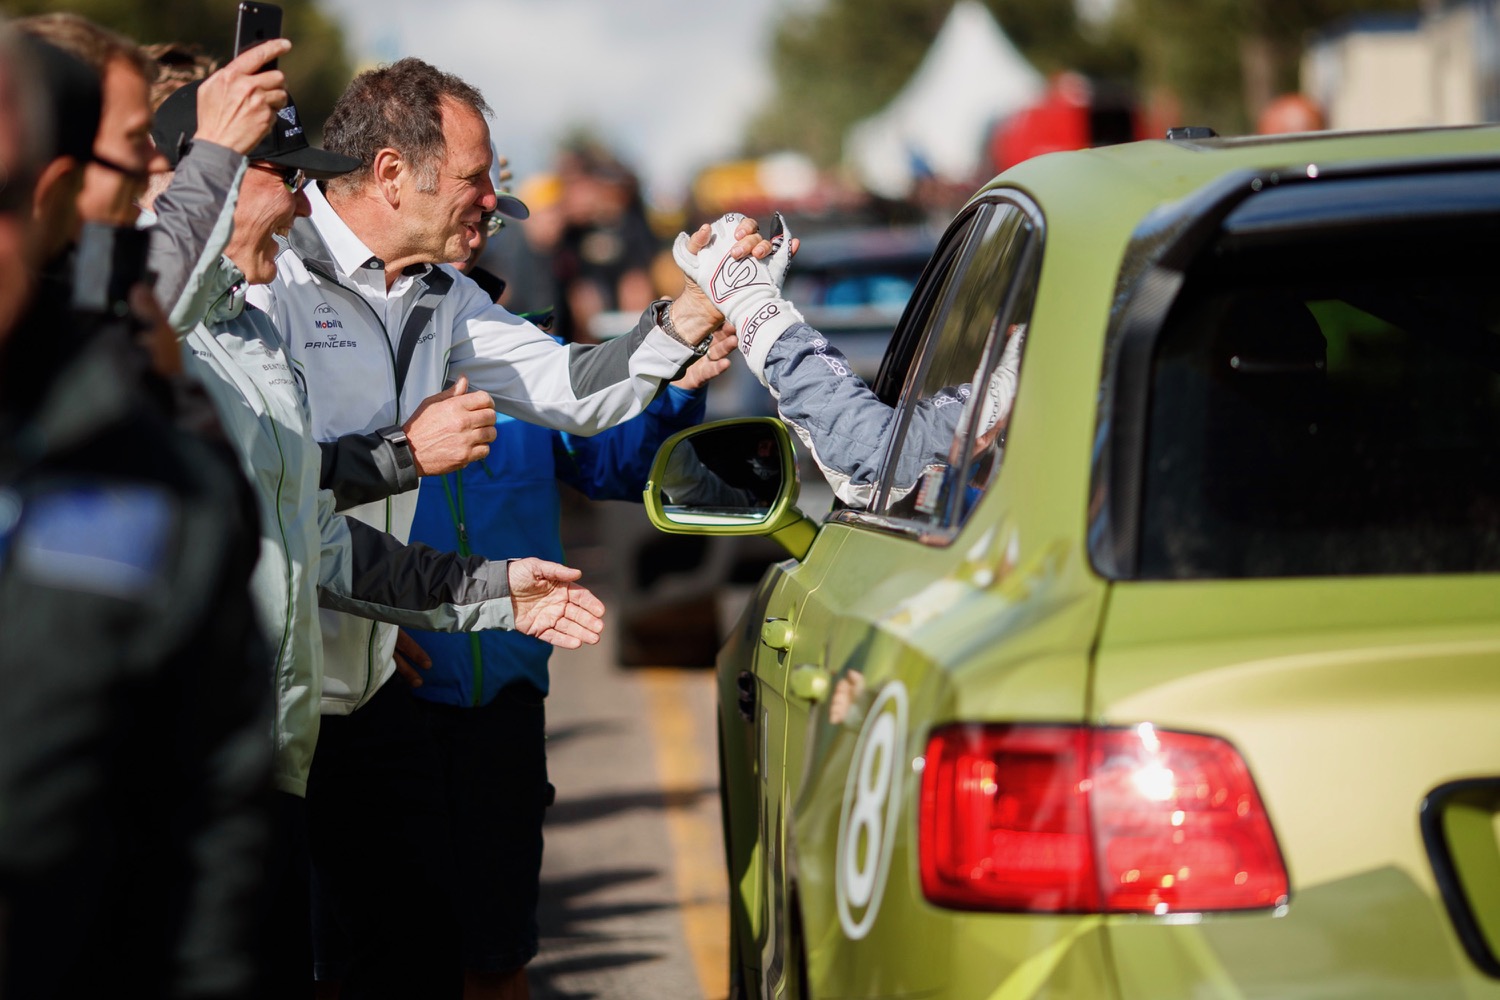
[{"xmin": 3, "ymin": 0, "xmax": 352, "ymax": 138}]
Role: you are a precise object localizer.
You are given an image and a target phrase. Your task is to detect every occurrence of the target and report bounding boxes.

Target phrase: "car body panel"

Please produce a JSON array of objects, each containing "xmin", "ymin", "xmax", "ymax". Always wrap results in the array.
[{"xmin": 684, "ymin": 125, "xmax": 1500, "ymax": 998}]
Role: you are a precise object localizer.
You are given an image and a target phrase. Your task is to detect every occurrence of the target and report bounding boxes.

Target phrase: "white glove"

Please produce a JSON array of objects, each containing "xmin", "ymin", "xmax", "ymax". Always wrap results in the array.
[
  {"xmin": 977, "ymin": 325, "xmax": 1026, "ymax": 439},
  {"xmin": 673, "ymin": 212, "xmax": 804, "ymax": 385}
]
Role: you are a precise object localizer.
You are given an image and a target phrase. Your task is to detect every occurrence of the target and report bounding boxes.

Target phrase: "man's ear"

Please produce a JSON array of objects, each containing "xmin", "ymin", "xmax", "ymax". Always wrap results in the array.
[
  {"xmin": 372, "ymin": 147, "xmax": 404, "ymax": 208},
  {"xmin": 32, "ymin": 156, "xmax": 84, "ymax": 258}
]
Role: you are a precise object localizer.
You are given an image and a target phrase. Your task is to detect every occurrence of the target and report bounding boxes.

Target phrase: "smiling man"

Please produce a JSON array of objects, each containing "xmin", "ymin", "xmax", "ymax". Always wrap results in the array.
[{"xmin": 244, "ymin": 56, "xmax": 773, "ymax": 999}]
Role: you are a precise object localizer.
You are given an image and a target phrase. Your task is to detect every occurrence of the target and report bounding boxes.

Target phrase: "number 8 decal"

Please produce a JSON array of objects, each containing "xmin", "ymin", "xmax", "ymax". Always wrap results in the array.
[{"xmin": 836, "ymin": 682, "xmax": 907, "ymax": 939}]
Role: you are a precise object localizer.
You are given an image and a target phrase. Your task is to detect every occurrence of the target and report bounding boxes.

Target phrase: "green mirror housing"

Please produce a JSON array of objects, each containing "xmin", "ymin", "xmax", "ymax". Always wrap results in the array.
[{"xmin": 643, "ymin": 417, "xmax": 817, "ymax": 560}]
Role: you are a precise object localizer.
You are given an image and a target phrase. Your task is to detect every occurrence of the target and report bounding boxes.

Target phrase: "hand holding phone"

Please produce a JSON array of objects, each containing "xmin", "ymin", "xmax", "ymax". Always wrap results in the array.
[{"xmin": 234, "ymin": 2, "xmax": 283, "ymax": 70}]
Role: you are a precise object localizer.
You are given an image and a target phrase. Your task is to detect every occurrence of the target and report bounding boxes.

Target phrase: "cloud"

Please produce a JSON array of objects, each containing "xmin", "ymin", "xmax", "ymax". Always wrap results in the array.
[{"xmin": 320, "ymin": 0, "xmax": 778, "ymax": 201}]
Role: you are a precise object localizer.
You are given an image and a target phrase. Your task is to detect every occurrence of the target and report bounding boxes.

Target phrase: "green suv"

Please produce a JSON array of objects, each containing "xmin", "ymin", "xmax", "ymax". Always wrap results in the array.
[{"xmin": 645, "ymin": 125, "xmax": 1500, "ymax": 998}]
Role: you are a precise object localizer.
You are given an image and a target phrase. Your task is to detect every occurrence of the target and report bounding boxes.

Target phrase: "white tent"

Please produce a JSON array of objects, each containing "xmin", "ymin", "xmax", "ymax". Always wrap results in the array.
[{"xmin": 844, "ymin": 0, "xmax": 1046, "ymax": 198}]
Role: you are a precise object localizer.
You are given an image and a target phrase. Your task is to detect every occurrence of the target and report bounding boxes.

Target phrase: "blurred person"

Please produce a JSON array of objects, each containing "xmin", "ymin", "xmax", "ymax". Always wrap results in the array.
[
  {"xmin": 552, "ymin": 146, "xmax": 658, "ymax": 341},
  {"xmin": 489, "ymin": 170, "xmax": 564, "ymax": 318},
  {"xmin": 15, "ymin": 13, "xmax": 168, "ymax": 226},
  {"xmin": 244, "ymin": 56, "xmax": 769, "ymax": 999},
  {"xmin": 379, "ymin": 204, "xmax": 734, "ymax": 1000},
  {"xmin": 1257, "ymin": 93, "xmax": 1326, "ymax": 135},
  {"xmin": 0, "ymin": 26, "xmax": 272, "ymax": 999},
  {"xmin": 459, "ymin": 145, "xmax": 529, "ymax": 304},
  {"xmin": 13, "ymin": 35, "xmax": 100, "ymax": 273},
  {"xmin": 149, "ymin": 82, "xmax": 607, "ymax": 997},
  {"xmin": 139, "ymin": 41, "xmax": 219, "ymax": 215}
]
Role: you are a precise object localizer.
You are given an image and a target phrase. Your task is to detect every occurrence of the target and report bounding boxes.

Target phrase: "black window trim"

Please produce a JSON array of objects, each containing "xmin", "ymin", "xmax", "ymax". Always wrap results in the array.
[{"xmin": 1087, "ymin": 152, "xmax": 1500, "ymax": 581}]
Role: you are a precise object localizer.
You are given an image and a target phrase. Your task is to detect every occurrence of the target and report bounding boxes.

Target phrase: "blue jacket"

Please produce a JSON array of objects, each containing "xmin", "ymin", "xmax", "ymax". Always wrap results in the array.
[{"xmin": 406, "ymin": 383, "xmax": 706, "ymax": 705}]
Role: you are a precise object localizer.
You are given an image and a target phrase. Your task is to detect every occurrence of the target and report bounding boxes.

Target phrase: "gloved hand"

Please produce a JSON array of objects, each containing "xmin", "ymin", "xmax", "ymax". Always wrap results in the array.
[
  {"xmin": 673, "ymin": 212, "xmax": 804, "ymax": 386},
  {"xmin": 976, "ymin": 325, "xmax": 1026, "ymax": 442}
]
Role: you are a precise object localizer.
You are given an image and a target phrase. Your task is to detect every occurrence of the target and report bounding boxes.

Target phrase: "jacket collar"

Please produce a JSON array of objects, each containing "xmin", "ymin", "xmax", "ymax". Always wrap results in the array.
[{"xmin": 289, "ymin": 183, "xmax": 433, "ymax": 286}]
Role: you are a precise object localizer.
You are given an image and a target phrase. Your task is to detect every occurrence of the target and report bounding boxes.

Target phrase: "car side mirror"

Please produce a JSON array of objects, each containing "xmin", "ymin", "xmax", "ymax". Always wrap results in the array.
[{"xmin": 643, "ymin": 417, "xmax": 817, "ymax": 560}]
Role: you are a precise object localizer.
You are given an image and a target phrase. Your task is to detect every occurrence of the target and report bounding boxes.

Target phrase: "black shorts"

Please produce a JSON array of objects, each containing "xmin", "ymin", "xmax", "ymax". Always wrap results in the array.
[{"xmin": 429, "ymin": 683, "xmax": 553, "ymax": 973}]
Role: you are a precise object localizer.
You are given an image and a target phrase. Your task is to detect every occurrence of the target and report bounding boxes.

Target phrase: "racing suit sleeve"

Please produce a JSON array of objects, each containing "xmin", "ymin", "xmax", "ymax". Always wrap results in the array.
[
  {"xmin": 312, "ymin": 488, "xmax": 518, "ymax": 631},
  {"xmin": 145, "ymin": 140, "xmax": 246, "ymax": 331},
  {"xmin": 554, "ymin": 383, "xmax": 707, "ymax": 501},
  {"xmin": 763, "ymin": 322, "xmax": 967, "ymax": 508},
  {"xmin": 447, "ymin": 287, "xmax": 699, "ymax": 435}
]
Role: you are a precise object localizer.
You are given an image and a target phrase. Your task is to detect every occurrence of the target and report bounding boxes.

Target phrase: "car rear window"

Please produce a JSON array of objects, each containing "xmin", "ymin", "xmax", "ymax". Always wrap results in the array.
[{"xmin": 1139, "ymin": 184, "xmax": 1500, "ymax": 578}]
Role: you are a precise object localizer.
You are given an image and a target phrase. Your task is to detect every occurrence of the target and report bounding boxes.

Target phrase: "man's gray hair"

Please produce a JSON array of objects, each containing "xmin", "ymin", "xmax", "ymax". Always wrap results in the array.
[{"xmin": 322, "ymin": 57, "xmax": 491, "ymax": 197}]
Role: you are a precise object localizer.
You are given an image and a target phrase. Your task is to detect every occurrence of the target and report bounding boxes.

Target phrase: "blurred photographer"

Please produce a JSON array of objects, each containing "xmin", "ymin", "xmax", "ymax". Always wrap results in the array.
[{"xmin": 0, "ymin": 23, "xmax": 273, "ymax": 1000}]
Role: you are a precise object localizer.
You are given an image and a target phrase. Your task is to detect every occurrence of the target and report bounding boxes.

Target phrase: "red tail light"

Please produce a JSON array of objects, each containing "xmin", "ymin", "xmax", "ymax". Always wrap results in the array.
[{"xmin": 918, "ymin": 723, "xmax": 1288, "ymax": 914}]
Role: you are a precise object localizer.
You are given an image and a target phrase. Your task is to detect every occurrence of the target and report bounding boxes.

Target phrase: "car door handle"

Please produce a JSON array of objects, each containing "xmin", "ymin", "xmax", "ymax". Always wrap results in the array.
[
  {"xmin": 789, "ymin": 664, "xmax": 831, "ymax": 702},
  {"xmin": 736, "ymin": 671, "xmax": 757, "ymax": 722},
  {"xmin": 761, "ymin": 618, "xmax": 793, "ymax": 651}
]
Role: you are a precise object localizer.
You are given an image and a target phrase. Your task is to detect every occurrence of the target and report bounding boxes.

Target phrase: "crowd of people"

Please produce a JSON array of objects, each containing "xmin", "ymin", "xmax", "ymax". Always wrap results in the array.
[
  {"xmin": 0, "ymin": 7, "xmax": 976, "ymax": 999},
  {"xmin": 0, "ymin": 12, "xmax": 779, "ymax": 1000}
]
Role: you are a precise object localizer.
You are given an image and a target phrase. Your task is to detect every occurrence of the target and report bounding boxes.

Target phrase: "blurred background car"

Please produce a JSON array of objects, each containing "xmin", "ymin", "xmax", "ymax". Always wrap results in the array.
[
  {"xmin": 645, "ymin": 123, "xmax": 1500, "ymax": 998},
  {"xmin": 601, "ymin": 223, "xmax": 939, "ymax": 667}
]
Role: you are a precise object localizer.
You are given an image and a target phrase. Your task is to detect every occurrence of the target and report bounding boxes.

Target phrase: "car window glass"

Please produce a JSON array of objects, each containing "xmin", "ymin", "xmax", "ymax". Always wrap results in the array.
[
  {"xmin": 870, "ymin": 202, "xmax": 1037, "ymax": 531},
  {"xmin": 1140, "ymin": 211, "xmax": 1500, "ymax": 577}
]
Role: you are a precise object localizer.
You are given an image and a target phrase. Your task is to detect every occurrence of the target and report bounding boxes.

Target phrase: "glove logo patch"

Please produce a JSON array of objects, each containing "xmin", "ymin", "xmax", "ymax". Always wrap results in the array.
[
  {"xmin": 740, "ymin": 302, "xmax": 780, "ymax": 352},
  {"xmin": 710, "ymin": 254, "xmax": 769, "ymax": 304}
]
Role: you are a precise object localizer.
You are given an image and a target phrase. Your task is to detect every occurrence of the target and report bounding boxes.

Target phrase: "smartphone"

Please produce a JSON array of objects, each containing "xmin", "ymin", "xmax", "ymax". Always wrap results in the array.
[
  {"xmin": 72, "ymin": 222, "xmax": 154, "ymax": 321},
  {"xmin": 234, "ymin": 2, "xmax": 283, "ymax": 70}
]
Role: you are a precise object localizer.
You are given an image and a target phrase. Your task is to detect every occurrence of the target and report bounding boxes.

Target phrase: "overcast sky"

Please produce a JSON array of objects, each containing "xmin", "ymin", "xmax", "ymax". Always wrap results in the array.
[{"xmin": 319, "ymin": 0, "xmax": 796, "ymax": 204}]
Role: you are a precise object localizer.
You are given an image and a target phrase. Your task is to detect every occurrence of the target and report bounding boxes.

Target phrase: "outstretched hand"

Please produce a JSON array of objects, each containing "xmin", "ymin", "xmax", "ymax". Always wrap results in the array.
[
  {"xmin": 674, "ymin": 213, "xmax": 804, "ymax": 386},
  {"xmin": 663, "ymin": 216, "xmax": 781, "ymax": 346},
  {"xmin": 674, "ymin": 212, "xmax": 799, "ymax": 311},
  {"xmin": 507, "ymin": 558, "xmax": 606, "ymax": 648}
]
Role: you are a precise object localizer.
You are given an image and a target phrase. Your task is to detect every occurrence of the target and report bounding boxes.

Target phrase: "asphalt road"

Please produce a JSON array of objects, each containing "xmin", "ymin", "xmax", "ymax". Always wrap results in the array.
[{"xmin": 528, "ymin": 522, "xmax": 732, "ymax": 1000}]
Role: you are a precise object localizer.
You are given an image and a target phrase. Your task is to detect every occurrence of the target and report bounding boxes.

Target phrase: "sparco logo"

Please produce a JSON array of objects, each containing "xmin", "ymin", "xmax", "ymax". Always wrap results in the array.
[
  {"xmin": 740, "ymin": 302, "xmax": 780, "ymax": 349},
  {"xmin": 709, "ymin": 255, "xmax": 768, "ymax": 304}
]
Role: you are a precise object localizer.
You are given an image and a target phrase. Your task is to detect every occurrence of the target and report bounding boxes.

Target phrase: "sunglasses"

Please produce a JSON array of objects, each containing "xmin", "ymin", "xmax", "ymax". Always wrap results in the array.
[
  {"xmin": 249, "ymin": 162, "xmax": 308, "ymax": 193},
  {"xmin": 480, "ymin": 211, "xmax": 504, "ymax": 238},
  {"xmin": 91, "ymin": 151, "xmax": 152, "ymax": 183}
]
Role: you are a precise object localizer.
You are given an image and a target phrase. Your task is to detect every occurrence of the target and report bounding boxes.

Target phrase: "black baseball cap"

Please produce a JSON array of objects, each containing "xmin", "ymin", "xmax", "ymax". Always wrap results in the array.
[{"xmin": 152, "ymin": 80, "xmax": 359, "ymax": 179}]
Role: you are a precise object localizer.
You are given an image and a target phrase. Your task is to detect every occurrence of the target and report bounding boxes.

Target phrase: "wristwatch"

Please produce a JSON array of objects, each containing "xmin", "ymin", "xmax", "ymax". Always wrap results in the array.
[{"xmin": 654, "ymin": 298, "xmax": 710, "ymax": 356}]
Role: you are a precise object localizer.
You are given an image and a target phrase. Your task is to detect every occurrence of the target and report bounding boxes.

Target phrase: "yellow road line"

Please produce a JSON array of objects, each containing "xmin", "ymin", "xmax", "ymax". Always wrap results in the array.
[{"xmin": 639, "ymin": 667, "xmax": 730, "ymax": 1000}]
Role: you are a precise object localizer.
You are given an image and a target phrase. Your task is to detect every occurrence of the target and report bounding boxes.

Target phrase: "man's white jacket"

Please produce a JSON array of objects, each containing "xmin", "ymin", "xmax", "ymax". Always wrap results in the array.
[{"xmin": 247, "ymin": 185, "xmax": 698, "ymax": 715}]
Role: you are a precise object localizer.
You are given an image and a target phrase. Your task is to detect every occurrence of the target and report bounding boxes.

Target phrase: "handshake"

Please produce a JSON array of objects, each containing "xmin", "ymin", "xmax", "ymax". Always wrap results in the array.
[{"xmin": 673, "ymin": 212, "xmax": 805, "ymax": 389}]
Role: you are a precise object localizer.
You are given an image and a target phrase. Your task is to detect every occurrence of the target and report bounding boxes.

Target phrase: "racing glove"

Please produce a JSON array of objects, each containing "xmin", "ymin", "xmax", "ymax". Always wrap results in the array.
[{"xmin": 673, "ymin": 212, "xmax": 803, "ymax": 387}]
